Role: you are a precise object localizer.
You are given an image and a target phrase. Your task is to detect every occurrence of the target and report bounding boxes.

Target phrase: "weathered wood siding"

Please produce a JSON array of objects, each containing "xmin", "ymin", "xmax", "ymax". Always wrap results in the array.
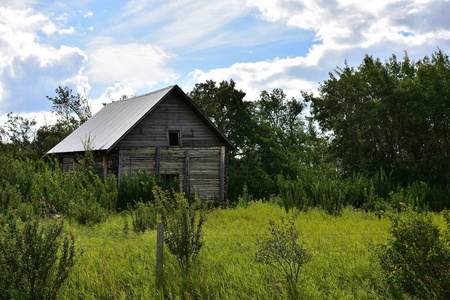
[
  {"xmin": 119, "ymin": 147, "xmax": 222, "ymax": 199},
  {"xmin": 116, "ymin": 94, "xmax": 223, "ymax": 148}
]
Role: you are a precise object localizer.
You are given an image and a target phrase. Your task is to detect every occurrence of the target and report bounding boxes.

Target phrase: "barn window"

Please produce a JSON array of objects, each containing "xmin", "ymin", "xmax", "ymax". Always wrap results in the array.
[{"xmin": 168, "ymin": 130, "xmax": 180, "ymax": 146}]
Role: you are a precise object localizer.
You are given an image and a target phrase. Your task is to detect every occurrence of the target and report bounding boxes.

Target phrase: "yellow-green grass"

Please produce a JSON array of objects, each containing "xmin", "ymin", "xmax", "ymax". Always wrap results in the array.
[{"xmin": 59, "ymin": 202, "xmax": 445, "ymax": 299}]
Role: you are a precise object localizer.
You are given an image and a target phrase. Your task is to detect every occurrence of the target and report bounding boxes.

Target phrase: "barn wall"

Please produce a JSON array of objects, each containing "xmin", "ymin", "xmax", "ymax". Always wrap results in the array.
[
  {"xmin": 116, "ymin": 94, "xmax": 223, "ymax": 148},
  {"xmin": 118, "ymin": 147, "xmax": 223, "ymax": 200},
  {"xmin": 59, "ymin": 151, "xmax": 108, "ymax": 179}
]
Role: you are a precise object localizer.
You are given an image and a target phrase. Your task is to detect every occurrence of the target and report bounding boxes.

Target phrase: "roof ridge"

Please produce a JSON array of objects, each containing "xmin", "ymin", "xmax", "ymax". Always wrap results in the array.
[{"xmin": 107, "ymin": 85, "xmax": 175, "ymax": 105}]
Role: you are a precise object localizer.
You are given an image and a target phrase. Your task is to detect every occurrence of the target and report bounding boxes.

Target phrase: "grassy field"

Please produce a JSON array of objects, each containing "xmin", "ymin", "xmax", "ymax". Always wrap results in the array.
[
  {"xmin": 58, "ymin": 202, "xmax": 445, "ymax": 299},
  {"xmin": 55, "ymin": 202, "xmax": 408, "ymax": 299}
]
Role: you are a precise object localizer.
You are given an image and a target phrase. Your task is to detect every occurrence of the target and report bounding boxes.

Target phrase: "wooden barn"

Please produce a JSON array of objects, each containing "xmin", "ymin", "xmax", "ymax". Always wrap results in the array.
[{"xmin": 47, "ymin": 85, "xmax": 234, "ymax": 201}]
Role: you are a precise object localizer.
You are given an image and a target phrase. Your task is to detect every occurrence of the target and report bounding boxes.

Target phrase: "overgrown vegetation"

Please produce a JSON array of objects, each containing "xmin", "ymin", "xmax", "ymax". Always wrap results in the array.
[
  {"xmin": 154, "ymin": 187, "xmax": 206, "ymax": 269},
  {"xmin": 253, "ymin": 218, "xmax": 311, "ymax": 299},
  {"xmin": 0, "ymin": 217, "xmax": 79, "ymax": 300},
  {"xmin": 376, "ymin": 205, "xmax": 450, "ymax": 299}
]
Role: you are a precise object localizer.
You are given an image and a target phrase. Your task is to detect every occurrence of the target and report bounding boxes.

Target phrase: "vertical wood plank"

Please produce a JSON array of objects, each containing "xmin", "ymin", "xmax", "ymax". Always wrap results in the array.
[
  {"xmin": 219, "ymin": 146, "xmax": 226, "ymax": 202},
  {"xmin": 156, "ymin": 147, "xmax": 161, "ymax": 175},
  {"xmin": 102, "ymin": 152, "xmax": 108, "ymax": 182},
  {"xmin": 184, "ymin": 151, "xmax": 189, "ymax": 192},
  {"xmin": 118, "ymin": 151, "xmax": 123, "ymax": 186}
]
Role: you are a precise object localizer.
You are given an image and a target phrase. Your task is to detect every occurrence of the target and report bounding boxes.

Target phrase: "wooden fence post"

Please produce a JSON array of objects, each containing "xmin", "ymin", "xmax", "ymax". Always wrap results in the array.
[{"xmin": 156, "ymin": 222, "xmax": 164, "ymax": 285}]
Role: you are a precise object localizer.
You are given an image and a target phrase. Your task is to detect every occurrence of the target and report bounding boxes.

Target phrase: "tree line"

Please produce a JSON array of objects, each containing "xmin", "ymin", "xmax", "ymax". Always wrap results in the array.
[{"xmin": 0, "ymin": 50, "xmax": 449, "ymax": 209}]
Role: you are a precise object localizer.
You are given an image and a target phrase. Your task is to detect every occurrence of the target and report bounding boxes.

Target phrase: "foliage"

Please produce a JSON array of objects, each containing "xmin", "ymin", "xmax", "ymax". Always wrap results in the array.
[
  {"xmin": 376, "ymin": 205, "xmax": 450, "ymax": 299},
  {"xmin": 304, "ymin": 50, "xmax": 450, "ymax": 189},
  {"xmin": 0, "ymin": 152, "xmax": 117, "ymax": 225},
  {"xmin": 0, "ymin": 217, "xmax": 79, "ymax": 300},
  {"xmin": 276, "ymin": 166, "xmax": 449, "ymax": 214},
  {"xmin": 190, "ymin": 80, "xmax": 312, "ymax": 202},
  {"xmin": 57, "ymin": 203, "xmax": 391, "ymax": 299},
  {"xmin": 46, "ymin": 86, "xmax": 92, "ymax": 126},
  {"xmin": 117, "ymin": 170, "xmax": 180, "ymax": 210},
  {"xmin": 130, "ymin": 201, "xmax": 157, "ymax": 233},
  {"xmin": 0, "ymin": 112, "xmax": 37, "ymax": 159},
  {"xmin": 153, "ymin": 187, "xmax": 205, "ymax": 269},
  {"xmin": 254, "ymin": 218, "xmax": 311, "ymax": 299},
  {"xmin": 189, "ymin": 79, "xmax": 256, "ymax": 151}
]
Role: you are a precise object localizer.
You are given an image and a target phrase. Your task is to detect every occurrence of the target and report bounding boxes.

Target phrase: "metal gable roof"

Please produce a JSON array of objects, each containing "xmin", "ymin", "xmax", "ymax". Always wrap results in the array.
[
  {"xmin": 47, "ymin": 86, "xmax": 175, "ymax": 154},
  {"xmin": 46, "ymin": 85, "xmax": 235, "ymax": 155}
]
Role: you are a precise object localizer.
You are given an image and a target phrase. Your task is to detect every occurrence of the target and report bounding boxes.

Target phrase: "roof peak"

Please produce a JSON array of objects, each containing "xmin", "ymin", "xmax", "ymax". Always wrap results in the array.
[{"xmin": 107, "ymin": 85, "xmax": 176, "ymax": 106}]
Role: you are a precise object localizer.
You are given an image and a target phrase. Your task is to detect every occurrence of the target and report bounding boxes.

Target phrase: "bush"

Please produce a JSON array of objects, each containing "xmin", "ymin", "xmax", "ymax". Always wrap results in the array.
[
  {"xmin": 153, "ymin": 186, "xmax": 205, "ymax": 269},
  {"xmin": 376, "ymin": 205, "xmax": 450, "ymax": 299},
  {"xmin": 130, "ymin": 201, "xmax": 157, "ymax": 233},
  {"xmin": 0, "ymin": 217, "xmax": 79, "ymax": 299},
  {"xmin": 253, "ymin": 218, "xmax": 311, "ymax": 299},
  {"xmin": 117, "ymin": 170, "xmax": 180, "ymax": 210}
]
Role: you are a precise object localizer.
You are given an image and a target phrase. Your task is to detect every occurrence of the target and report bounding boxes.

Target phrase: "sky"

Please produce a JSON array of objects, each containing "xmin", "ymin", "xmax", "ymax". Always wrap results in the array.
[{"xmin": 0, "ymin": 0, "xmax": 449, "ymax": 128}]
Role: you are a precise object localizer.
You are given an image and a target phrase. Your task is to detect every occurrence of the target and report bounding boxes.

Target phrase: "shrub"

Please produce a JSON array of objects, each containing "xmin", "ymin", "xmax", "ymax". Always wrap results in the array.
[
  {"xmin": 376, "ymin": 205, "xmax": 450, "ymax": 299},
  {"xmin": 130, "ymin": 201, "xmax": 157, "ymax": 233},
  {"xmin": 117, "ymin": 170, "xmax": 180, "ymax": 210},
  {"xmin": 153, "ymin": 186, "xmax": 205, "ymax": 269},
  {"xmin": 0, "ymin": 217, "xmax": 79, "ymax": 300},
  {"xmin": 253, "ymin": 218, "xmax": 311, "ymax": 299}
]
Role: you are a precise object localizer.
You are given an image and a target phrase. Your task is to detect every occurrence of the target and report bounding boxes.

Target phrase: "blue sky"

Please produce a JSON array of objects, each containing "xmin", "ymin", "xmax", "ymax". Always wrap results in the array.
[{"xmin": 1, "ymin": 0, "xmax": 450, "ymax": 127}]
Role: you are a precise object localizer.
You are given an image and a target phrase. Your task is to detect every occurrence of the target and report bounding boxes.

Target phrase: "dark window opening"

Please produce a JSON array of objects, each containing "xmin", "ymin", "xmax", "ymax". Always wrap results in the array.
[{"xmin": 169, "ymin": 131, "xmax": 180, "ymax": 146}]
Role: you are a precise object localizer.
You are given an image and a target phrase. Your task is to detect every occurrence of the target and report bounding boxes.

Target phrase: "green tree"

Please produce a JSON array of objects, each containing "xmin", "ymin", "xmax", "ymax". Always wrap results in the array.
[
  {"xmin": 0, "ymin": 112, "xmax": 37, "ymax": 158},
  {"xmin": 46, "ymin": 86, "xmax": 92, "ymax": 127},
  {"xmin": 189, "ymin": 79, "xmax": 257, "ymax": 153},
  {"xmin": 304, "ymin": 50, "xmax": 450, "ymax": 188},
  {"xmin": 34, "ymin": 86, "xmax": 93, "ymax": 155},
  {"xmin": 256, "ymin": 89, "xmax": 308, "ymax": 178}
]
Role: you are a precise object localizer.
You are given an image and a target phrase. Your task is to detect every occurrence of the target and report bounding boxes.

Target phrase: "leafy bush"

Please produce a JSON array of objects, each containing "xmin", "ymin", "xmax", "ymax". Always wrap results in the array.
[
  {"xmin": 376, "ymin": 205, "xmax": 450, "ymax": 299},
  {"xmin": 153, "ymin": 186, "xmax": 205, "ymax": 269},
  {"xmin": 0, "ymin": 217, "xmax": 79, "ymax": 299},
  {"xmin": 0, "ymin": 151, "xmax": 117, "ymax": 225},
  {"xmin": 117, "ymin": 170, "xmax": 180, "ymax": 210},
  {"xmin": 130, "ymin": 201, "xmax": 157, "ymax": 233},
  {"xmin": 253, "ymin": 218, "xmax": 311, "ymax": 299}
]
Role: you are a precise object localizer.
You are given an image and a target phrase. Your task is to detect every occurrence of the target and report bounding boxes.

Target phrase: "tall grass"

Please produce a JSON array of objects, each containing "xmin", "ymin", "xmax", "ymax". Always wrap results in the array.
[
  {"xmin": 277, "ymin": 168, "xmax": 449, "ymax": 214},
  {"xmin": 57, "ymin": 202, "xmax": 412, "ymax": 299}
]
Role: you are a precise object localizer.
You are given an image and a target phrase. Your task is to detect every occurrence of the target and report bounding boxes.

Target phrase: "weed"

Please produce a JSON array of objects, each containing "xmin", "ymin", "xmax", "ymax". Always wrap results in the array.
[
  {"xmin": 253, "ymin": 218, "xmax": 311, "ymax": 299},
  {"xmin": 154, "ymin": 187, "xmax": 205, "ymax": 269}
]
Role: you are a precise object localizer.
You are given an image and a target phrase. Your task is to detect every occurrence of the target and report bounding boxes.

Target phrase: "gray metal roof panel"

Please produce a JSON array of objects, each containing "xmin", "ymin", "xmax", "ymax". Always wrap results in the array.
[{"xmin": 47, "ymin": 86, "xmax": 174, "ymax": 154}]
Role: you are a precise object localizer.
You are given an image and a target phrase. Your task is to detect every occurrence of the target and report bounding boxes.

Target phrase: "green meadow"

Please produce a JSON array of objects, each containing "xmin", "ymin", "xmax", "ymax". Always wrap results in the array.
[{"xmin": 58, "ymin": 202, "xmax": 446, "ymax": 299}]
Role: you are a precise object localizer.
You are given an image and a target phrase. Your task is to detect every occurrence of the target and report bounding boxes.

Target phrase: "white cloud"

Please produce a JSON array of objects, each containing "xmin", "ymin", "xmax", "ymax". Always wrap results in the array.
[
  {"xmin": 0, "ymin": 6, "xmax": 89, "ymax": 113},
  {"xmin": 84, "ymin": 11, "xmax": 93, "ymax": 17},
  {"xmin": 189, "ymin": 56, "xmax": 318, "ymax": 101},
  {"xmin": 247, "ymin": 0, "xmax": 450, "ymax": 67},
  {"xmin": 86, "ymin": 38, "xmax": 179, "ymax": 89},
  {"xmin": 186, "ymin": 0, "xmax": 450, "ymax": 102},
  {"xmin": 116, "ymin": 0, "xmax": 251, "ymax": 50},
  {"xmin": 91, "ymin": 83, "xmax": 136, "ymax": 114},
  {"xmin": 58, "ymin": 26, "xmax": 75, "ymax": 35}
]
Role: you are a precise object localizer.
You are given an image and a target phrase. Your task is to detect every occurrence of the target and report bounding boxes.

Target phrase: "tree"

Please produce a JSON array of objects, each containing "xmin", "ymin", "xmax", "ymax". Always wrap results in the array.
[
  {"xmin": 0, "ymin": 112, "xmax": 37, "ymax": 158},
  {"xmin": 33, "ymin": 86, "xmax": 93, "ymax": 155},
  {"xmin": 46, "ymin": 86, "xmax": 92, "ymax": 129},
  {"xmin": 190, "ymin": 80, "xmax": 312, "ymax": 201},
  {"xmin": 256, "ymin": 89, "xmax": 308, "ymax": 178},
  {"xmin": 189, "ymin": 79, "xmax": 257, "ymax": 154},
  {"xmin": 304, "ymin": 50, "xmax": 450, "ymax": 188}
]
